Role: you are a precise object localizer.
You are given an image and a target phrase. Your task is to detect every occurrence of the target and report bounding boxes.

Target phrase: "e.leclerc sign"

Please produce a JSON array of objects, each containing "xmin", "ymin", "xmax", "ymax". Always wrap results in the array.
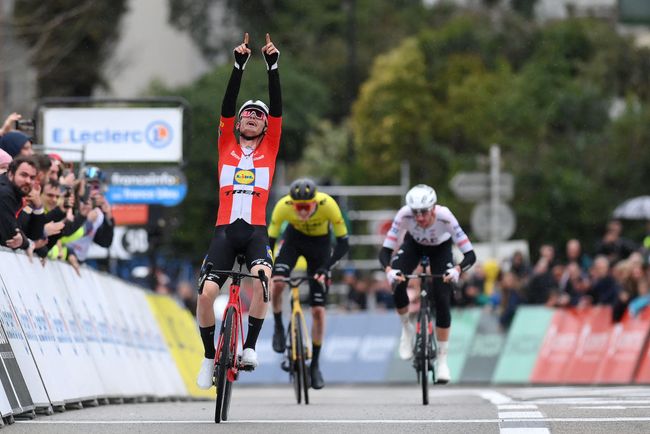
[{"xmin": 42, "ymin": 107, "xmax": 183, "ymax": 162}]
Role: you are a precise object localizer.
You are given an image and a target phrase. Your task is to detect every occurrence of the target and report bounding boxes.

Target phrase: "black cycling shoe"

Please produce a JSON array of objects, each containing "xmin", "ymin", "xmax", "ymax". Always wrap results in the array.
[
  {"xmin": 310, "ymin": 364, "xmax": 324, "ymax": 390},
  {"xmin": 272, "ymin": 326, "xmax": 286, "ymax": 353}
]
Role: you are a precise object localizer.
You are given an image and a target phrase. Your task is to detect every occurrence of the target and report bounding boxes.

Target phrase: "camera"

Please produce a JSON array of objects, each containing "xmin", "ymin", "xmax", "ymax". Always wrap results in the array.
[
  {"xmin": 60, "ymin": 185, "xmax": 73, "ymax": 209},
  {"xmin": 14, "ymin": 119, "xmax": 35, "ymax": 132}
]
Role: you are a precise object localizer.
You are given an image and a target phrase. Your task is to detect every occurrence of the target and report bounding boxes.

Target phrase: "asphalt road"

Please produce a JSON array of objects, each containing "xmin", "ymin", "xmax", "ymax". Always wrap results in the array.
[{"xmin": 9, "ymin": 385, "xmax": 650, "ymax": 434}]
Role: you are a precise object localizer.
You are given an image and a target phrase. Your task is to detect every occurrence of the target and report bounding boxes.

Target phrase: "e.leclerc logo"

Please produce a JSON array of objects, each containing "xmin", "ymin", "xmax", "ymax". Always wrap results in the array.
[
  {"xmin": 234, "ymin": 169, "xmax": 255, "ymax": 185},
  {"xmin": 145, "ymin": 120, "xmax": 173, "ymax": 149}
]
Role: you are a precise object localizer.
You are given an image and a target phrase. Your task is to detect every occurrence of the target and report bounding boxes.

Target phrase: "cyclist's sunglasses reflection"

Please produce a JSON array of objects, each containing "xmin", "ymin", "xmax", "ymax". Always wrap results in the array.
[{"xmin": 240, "ymin": 109, "xmax": 267, "ymax": 120}]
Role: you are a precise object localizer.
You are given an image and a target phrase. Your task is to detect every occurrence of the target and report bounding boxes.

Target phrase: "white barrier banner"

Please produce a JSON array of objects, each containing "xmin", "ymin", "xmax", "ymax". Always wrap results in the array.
[
  {"xmin": 87, "ymin": 272, "xmax": 146, "ymax": 397},
  {"xmin": 0, "ymin": 253, "xmax": 69, "ymax": 405},
  {"xmin": 115, "ymin": 280, "xmax": 186, "ymax": 397},
  {"xmin": 0, "ymin": 249, "xmax": 189, "ymax": 403},
  {"xmin": 0, "ymin": 271, "xmax": 50, "ymax": 408}
]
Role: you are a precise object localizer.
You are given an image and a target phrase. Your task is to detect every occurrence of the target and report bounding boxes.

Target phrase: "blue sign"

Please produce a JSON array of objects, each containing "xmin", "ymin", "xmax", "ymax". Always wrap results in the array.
[
  {"xmin": 104, "ymin": 167, "xmax": 187, "ymax": 207},
  {"xmin": 106, "ymin": 185, "xmax": 187, "ymax": 207}
]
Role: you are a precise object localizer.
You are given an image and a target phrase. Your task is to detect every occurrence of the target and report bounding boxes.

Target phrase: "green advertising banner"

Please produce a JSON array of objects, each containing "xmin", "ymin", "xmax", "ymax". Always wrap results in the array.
[
  {"xmin": 459, "ymin": 309, "xmax": 506, "ymax": 383},
  {"xmin": 492, "ymin": 306, "xmax": 555, "ymax": 384},
  {"xmin": 448, "ymin": 308, "xmax": 482, "ymax": 383}
]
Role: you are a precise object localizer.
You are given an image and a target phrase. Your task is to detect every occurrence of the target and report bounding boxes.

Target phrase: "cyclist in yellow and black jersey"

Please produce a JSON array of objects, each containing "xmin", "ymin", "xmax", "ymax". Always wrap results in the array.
[{"xmin": 268, "ymin": 178, "xmax": 349, "ymax": 390}]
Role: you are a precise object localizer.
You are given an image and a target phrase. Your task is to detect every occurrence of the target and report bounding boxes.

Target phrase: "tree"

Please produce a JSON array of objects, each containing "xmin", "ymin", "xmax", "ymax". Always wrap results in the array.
[
  {"xmin": 13, "ymin": 0, "xmax": 127, "ymax": 97},
  {"xmin": 351, "ymin": 14, "xmax": 650, "ymax": 251}
]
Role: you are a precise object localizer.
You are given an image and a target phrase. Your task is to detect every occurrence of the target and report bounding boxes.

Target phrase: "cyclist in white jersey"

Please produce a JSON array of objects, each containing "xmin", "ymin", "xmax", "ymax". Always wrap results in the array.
[{"xmin": 379, "ymin": 184, "xmax": 476, "ymax": 383}]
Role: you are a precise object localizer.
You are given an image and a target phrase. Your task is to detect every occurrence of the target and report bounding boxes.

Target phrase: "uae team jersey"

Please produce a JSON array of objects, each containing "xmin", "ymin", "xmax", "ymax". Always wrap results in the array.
[
  {"xmin": 216, "ymin": 115, "xmax": 282, "ymax": 226},
  {"xmin": 382, "ymin": 205, "xmax": 473, "ymax": 254}
]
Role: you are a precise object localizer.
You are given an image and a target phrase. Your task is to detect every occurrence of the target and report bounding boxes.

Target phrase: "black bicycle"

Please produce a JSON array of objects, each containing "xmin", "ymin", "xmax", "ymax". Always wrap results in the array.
[
  {"xmin": 273, "ymin": 276, "xmax": 315, "ymax": 404},
  {"xmin": 400, "ymin": 257, "xmax": 444, "ymax": 406}
]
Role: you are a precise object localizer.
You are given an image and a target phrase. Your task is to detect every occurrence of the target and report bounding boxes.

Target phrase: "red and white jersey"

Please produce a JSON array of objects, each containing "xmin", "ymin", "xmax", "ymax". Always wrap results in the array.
[
  {"xmin": 216, "ymin": 115, "xmax": 282, "ymax": 226},
  {"xmin": 382, "ymin": 205, "xmax": 473, "ymax": 253}
]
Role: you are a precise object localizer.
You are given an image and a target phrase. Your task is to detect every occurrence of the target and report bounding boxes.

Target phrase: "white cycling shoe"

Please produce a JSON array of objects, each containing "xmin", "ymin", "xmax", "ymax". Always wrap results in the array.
[
  {"xmin": 240, "ymin": 348, "xmax": 259, "ymax": 369},
  {"xmin": 196, "ymin": 358, "xmax": 215, "ymax": 390},
  {"xmin": 399, "ymin": 323, "xmax": 415, "ymax": 360},
  {"xmin": 436, "ymin": 359, "xmax": 450, "ymax": 384}
]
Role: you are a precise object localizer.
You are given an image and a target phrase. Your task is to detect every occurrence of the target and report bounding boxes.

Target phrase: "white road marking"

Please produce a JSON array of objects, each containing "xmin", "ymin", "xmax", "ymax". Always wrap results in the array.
[
  {"xmin": 498, "ymin": 411, "xmax": 544, "ymax": 419},
  {"xmin": 500, "ymin": 429, "xmax": 550, "ymax": 434},
  {"xmin": 498, "ymin": 404, "xmax": 539, "ymax": 410},
  {"xmin": 18, "ymin": 417, "xmax": 650, "ymax": 424},
  {"xmin": 479, "ymin": 391, "xmax": 513, "ymax": 405},
  {"xmin": 572, "ymin": 406, "xmax": 650, "ymax": 409}
]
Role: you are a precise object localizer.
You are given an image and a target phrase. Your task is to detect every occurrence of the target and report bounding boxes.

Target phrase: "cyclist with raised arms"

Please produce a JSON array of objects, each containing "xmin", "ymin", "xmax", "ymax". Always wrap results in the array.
[
  {"xmin": 196, "ymin": 32, "xmax": 281, "ymax": 389},
  {"xmin": 379, "ymin": 184, "xmax": 476, "ymax": 383},
  {"xmin": 268, "ymin": 178, "xmax": 349, "ymax": 389}
]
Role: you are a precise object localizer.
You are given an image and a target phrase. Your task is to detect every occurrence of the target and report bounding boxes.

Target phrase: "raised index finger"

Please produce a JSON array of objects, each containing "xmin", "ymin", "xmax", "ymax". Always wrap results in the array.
[
  {"xmin": 265, "ymin": 33, "xmax": 271, "ymax": 45},
  {"xmin": 243, "ymin": 32, "xmax": 249, "ymax": 45}
]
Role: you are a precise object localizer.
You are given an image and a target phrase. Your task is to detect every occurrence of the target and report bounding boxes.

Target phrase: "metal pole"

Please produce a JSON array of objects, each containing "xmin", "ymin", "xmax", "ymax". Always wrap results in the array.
[
  {"xmin": 400, "ymin": 160, "xmax": 410, "ymax": 202},
  {"xmin": 489, "ymin": 145, "xmax": 500, "ymax": 259}
]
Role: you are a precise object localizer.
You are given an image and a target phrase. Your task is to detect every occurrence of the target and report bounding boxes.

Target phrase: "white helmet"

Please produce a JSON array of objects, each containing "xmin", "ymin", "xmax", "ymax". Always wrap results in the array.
[
  {"xmin": 238, "ymin": 100, "xmax": 269, "ymax": 118},
  {"xmin": 406, "ymin": 184, "xmax": 437, "ymax": 210}
]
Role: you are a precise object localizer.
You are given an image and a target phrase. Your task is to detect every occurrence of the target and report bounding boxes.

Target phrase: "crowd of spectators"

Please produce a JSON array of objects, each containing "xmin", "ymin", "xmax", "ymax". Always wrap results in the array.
[
  {"xmin": 0, "ymin": 112, "xmax": 115, "ymax": 275},
  {"xmin": 334, "ymin": 219, "xmax": 650, "ymax": 329},
  {"xmin": 452, "ymin": 221, "xmax": 650, "ymax": 328}
]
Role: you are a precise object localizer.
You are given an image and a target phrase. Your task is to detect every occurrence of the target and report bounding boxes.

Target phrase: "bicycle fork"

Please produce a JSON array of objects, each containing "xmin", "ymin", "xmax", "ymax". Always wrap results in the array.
[{"xmin": 290, "ymin": 287, "xmax": 312, "ymax": 361}]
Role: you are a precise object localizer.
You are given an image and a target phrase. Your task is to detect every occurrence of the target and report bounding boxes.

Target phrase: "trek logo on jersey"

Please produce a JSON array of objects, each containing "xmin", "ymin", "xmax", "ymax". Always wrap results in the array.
[
  {"xmin": 225, "ymin": 189, "xmax": 261, "ymax": 197},
  {"xmin": 234, "ymin": 168, "xmax": 255, "ymax": 185}
]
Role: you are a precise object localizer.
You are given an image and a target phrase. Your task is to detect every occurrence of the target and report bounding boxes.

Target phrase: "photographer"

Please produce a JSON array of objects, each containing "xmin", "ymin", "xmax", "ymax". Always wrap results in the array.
[
  {"xmin": 83, "ymin": 166, "xmax": 114, "ymax": 248},
  {"xmin": 48, "ymin": 165, "xmax": 112, "ymax": 274}
]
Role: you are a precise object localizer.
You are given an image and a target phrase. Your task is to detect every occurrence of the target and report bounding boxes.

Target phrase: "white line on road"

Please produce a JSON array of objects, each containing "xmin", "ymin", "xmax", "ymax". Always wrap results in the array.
[
  {"xmin": 17, "ymin": 417, "xmax": 650, "ymax": 424},
  {"xmin": 498, "ymin": 411, "xmax": 544, "ymax": 419},
  {"xmin": 498, "ymin": 405, "xmax": 539, "ymax": 410},
  {"xmin": 572, "ymin": 406, "xmax": 650, "ymax": 409},
  {"xmin": 480, "ymin": 391, "xmax": 513, "ymax": 405},
  {"xmin": 500, "ymin": 429, "xmax": 550, "ymax": 434}
]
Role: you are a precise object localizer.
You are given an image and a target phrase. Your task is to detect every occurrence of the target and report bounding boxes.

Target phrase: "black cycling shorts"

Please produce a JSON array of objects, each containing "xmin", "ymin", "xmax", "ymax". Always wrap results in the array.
[
  {"xmin": 390, "ymin": 234, "xmax": 454, "ymax": 328},
  {"xmin": 272, "ymin": 225, "xmax": 330, "ymax": 307},
  {"xmin": 201, "ymin": 218, "xmax": 273, "ymax": 288}
]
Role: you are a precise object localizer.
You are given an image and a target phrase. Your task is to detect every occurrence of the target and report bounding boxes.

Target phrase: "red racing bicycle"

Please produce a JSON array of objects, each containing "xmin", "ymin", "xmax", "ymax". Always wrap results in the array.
[{"xmin": 199, "ymin": 255, "xmax": 269, "ymax": 423}]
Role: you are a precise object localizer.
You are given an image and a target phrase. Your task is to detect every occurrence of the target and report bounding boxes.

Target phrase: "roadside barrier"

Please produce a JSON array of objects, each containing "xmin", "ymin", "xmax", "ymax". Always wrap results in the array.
[
  {"xmin": 0, "ymin": 248, "xmax": 193, "ymax": 422},
  {"xmin": 3, "ymin": 244, "xmax": 650, "ymax": 422}
]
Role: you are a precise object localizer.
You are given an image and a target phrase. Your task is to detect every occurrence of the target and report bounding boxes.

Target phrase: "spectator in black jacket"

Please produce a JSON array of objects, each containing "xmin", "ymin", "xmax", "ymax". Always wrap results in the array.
[{"xmin": 0, "ymin": 156, "xmax": 37, "ymax": 250}]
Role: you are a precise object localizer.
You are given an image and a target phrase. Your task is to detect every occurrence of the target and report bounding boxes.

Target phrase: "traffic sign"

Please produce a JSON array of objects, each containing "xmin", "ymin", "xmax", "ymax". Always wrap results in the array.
[
  {"xmin": 470, "ymin": 201, "xmax": 516, "ymax": 242},
  {"xmin": 449, "ymin": 172, "xmax": 514, "ymax": 202}
]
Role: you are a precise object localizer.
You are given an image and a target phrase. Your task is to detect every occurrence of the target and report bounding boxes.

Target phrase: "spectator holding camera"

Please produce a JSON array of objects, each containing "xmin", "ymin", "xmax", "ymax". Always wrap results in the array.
[{"xmin": 83, "ymin": 166, "xmax": 114, "ymax": 248}]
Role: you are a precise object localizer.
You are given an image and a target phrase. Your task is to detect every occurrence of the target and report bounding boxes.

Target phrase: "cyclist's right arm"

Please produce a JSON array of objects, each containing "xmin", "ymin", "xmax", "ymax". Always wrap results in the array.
[
  {"xmin": 267, "ymin": 197, "xmax": 289, "ymax": 253},
  {"xmin": 221, "ymin": 34, "xmax": 250, "ymax": 118}
]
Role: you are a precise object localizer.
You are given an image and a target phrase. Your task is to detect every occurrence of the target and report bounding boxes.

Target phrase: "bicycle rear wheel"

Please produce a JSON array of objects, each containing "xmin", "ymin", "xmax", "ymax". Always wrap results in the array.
[
  {"xmin": 419, "ymin": 310, "xmax": 430, "ymax": 406},
  {"xmin": 296, "ymin": 319, "xmax": 309, "ymax": 405},
  {"xmin": 215, "ymin": 307, "xmax": 235, "ymax": 423}
]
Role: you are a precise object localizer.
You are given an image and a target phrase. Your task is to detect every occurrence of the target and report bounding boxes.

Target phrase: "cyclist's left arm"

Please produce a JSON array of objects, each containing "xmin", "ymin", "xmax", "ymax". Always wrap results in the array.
[
  {"xmin": 323, "ymin": 196, "xmax": 349, "ymax": 271},
  {"xmin": 441, "ymin": 206, "xmax": 477, "ymax": 275}
]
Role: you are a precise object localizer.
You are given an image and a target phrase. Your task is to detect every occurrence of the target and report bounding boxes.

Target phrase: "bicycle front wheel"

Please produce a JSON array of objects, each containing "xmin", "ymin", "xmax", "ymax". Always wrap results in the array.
[
  {"xmin": 296, "ymin": 319, "xmax": 310, "ymax": 405},
  {"xmin": 215, "ymin": 307, "xmax": 235, "ymax": 423},
  {"xmin": 288, "ymin": 319, "xmax": 301, "ymax": 404},
  {"xmin": 419, "ymin": 311, "xmax": 430, "ymax": 406}
]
